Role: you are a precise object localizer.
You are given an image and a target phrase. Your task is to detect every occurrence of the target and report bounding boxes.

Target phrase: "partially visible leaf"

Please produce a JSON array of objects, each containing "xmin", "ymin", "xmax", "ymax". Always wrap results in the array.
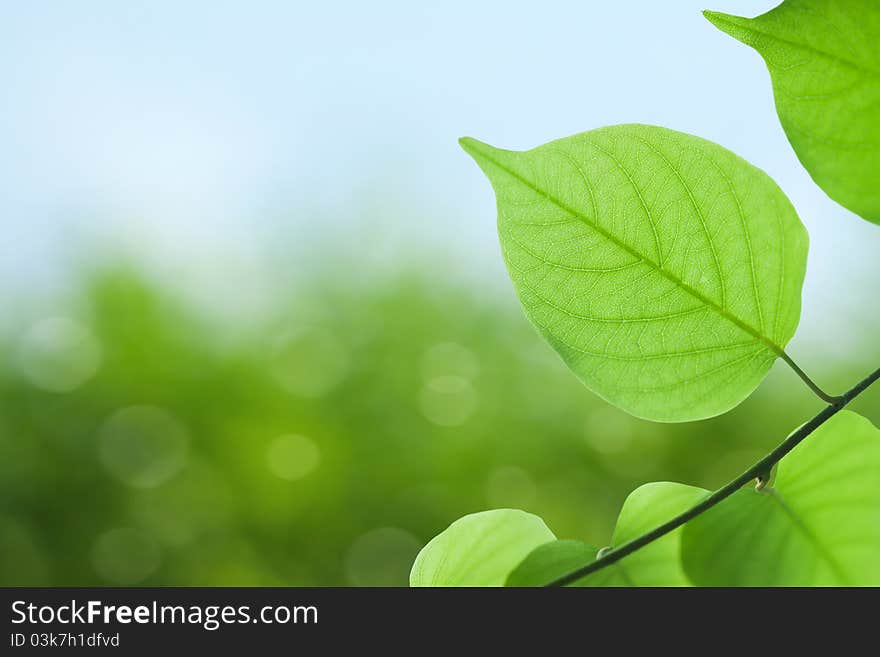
[
  {"xmin": 572, "ymin": 482, "xmax": 707, "ymax": 586},
  {"xmin": 505, "ymin": 540, "xmax": 598, "ymax": 587},
  {"xmin": 705, "ymin": 2, "xmax": 880, "ymax": 224},
  {"xmin": 462, "ymin": 125, "xmax": 808, "ymax": 422},
  {"xmin": 506, "ymin": 482, "xmax": 707, "ymax": 587},
  {"xmin": 409, "ymin": 509, "xmax": 554, "ymax": 586},
  {"xmin": 682, "ymin": 411, "xmax": 880, "ymax": 586}
]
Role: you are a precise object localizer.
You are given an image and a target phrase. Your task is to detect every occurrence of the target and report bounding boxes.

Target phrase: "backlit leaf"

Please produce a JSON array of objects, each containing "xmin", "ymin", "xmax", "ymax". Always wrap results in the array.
[
  {"xmin": 506, "ymin": 540, "xmax": 598, "ymax": 587},
  {"xmin": 682, "ymin": 411, "xmax": 880, "ymax": 586},
  {"xmin": 462, "ymin": 125, "xmax": 808, "ymax": 421},
  {"xmin": 506, "ymin": 482, "xmax": 706, "ymax": 586},
  {"xmin": 705, "ymin": 2, "xmax": 880, "ymax": 224},
  {"xmin": 409, "ymin": 509, "xmax": 554, "ymax": 586}
]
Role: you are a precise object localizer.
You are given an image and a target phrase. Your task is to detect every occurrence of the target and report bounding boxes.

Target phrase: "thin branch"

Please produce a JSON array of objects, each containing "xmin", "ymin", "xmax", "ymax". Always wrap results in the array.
[
  {"xmin": 546, "ymin": 364, "xmax": 880, "ymax": 587},
  {"xmin": 780, "ymin": 351, "xmax": 842, "ymax": 405}
]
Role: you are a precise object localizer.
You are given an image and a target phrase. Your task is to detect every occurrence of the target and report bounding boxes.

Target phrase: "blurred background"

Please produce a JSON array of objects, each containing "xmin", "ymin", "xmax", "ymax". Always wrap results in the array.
[{"xmin": 1, "ymin": 0, "xmax": 878, "ymax": 586}]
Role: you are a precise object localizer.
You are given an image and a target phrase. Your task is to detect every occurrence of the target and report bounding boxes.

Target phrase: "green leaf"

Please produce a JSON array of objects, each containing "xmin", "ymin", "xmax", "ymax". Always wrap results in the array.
[
  {"xmin": 409, "ymin": 509, "xmax": 555, "ymax": 586},
  {"xmin": 506, "ymin": 482, "xmax": 707, "ymax": 586},
  {"xmin": 573, "ymin": 482, "xmax": 707, "ymax": 586},
  {"xmin": 506, "ymin": 540, "xmax": 598, "ymax": 587},
  {"xmin": 682, "ymin": 411, "xmax": 880, "ymax": 586},
  {"xmin": 705, "ymin": 2, "xmax": 880, "ymax": 224},
  {"xmin": 461, "ymin": 125, "xmax": 808, "ymax": 422}
]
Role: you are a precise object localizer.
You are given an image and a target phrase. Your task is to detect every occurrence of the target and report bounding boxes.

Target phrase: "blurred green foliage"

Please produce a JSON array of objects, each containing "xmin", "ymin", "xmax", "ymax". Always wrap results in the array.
[{"xmin": 1, "ymin": 266, "xmax": 877, "ymax": 585}]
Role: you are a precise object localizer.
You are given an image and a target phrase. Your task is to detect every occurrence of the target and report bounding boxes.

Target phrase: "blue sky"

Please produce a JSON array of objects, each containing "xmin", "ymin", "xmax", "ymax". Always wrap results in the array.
[{"xmin": 1, "ymin": 1, "xmax": 876, "ymax": 359}]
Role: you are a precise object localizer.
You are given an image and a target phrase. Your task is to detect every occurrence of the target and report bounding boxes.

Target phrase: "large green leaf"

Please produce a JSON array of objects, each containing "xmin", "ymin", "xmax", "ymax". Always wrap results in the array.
[
  {"xmin": 409, "ymin": 509, "xmax": 554, "ymax": 586},
  {"xmin": 682, "ymin": 411, "xmax": 880, "ymax": 586},
  {"xmin": 462, "ymin": 125, "xmax": 808, "ymax": 421},
  {"xmin": 705, "ymin": 2, "xmax": 880, "ymax": 224},
  {"xmin": 508, "ymin": 482, "xmax": 706, "ymax": 586}
]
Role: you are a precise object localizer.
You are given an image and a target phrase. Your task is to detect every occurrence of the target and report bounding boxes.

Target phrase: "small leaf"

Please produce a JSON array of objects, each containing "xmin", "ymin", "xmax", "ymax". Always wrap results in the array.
[
  {"xmin": 409, "ymin": 509, "xmax": 555, "ymax": 586},
  {"xmin": 462, "ymin": 125, "xmax": 808, "ymax": 421},
  {"xmin": 572, "ymin": 482, "xmax": 707, "ymax": 586},
  {"xmin": 506, "ymin": 482, "xmax": 707, "ymax": 586},
  {"xmin": 506, "ymin": 540, "xmax": 598, "ymax": 587},
  {"xmin": 682, "ymin": 411, "xmax": 880, "ymax": 586},
  {"xmin": 705, "ymin": 2, "xmax": 880, "ymax": 224}
]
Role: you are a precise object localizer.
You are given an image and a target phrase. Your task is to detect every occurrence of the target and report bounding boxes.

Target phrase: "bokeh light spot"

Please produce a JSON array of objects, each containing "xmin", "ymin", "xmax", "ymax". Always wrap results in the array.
[
  {"xmin": 17, "ymin": 317, "xmax": 101, "ymax": 392},
  {"xmin": 266, "ymin": 434, "xmax": 321, "ymax": 481},
  {"xmin": 271, "ymin": 329, "xmax": 350, "ymax": 398},
  {"xmin": 99, "ymin": 405, "xmax": 189, "ymax": 488},
  {"xmin": 418, "ymin": 375, "xmax": 477, "ymax": 427},
  {"xmin": 485, "ymin": 465, "xmax": 537, "ymax": 509}
]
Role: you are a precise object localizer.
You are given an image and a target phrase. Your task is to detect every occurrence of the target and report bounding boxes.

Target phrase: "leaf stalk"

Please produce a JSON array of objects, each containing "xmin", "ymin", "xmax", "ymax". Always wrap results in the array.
[{"xmin": 779, "ymin": 351, "xmax": 843, "ymax": 405}]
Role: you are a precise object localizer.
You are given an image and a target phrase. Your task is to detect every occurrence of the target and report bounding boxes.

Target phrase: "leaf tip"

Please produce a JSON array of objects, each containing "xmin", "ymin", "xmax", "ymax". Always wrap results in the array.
[
  {"xmin": 702, "ymin": 9, "xmax": 753, "ymax": 43},
  {"xmin": 458, "ymin": 136, "xmax": 489, "ymax": 159},
  {"xmin": 459, "ymin": 136, "xmax": 508, "ymax": 175}
]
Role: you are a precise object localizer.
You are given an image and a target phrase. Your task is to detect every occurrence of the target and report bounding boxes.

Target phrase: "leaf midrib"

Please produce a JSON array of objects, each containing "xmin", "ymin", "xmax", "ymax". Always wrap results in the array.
[{"xmin": 462, "ymin": 138, "xmax": 786, "ymax": 357}]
